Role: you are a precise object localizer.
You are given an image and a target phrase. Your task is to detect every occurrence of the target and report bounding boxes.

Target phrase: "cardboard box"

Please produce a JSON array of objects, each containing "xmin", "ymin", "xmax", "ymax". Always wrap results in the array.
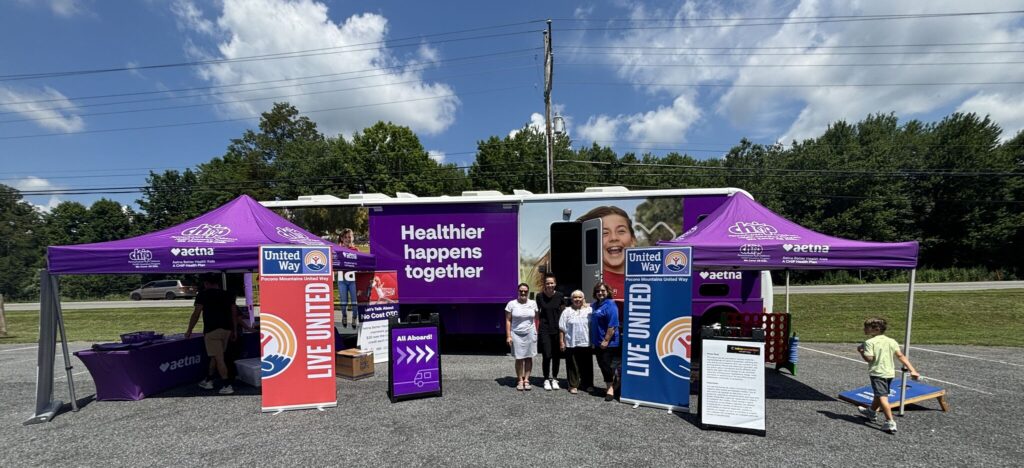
[
  {"xmin": 336, "ymin": 348, "xmax": 374, "ymax": 380},
  {"xmin": 235, "ymin": 358, "xmax": 262, "ymax": 387}
]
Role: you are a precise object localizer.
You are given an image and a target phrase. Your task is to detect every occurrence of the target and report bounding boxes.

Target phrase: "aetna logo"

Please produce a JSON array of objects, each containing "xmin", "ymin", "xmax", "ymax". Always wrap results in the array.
[
  {"xmin": 699, "ymin": 271, "xmax": 743, "ymax": 280},
  {"xmin": 783, "ymin": 243, "xmax": 830, "ymax": 253},
  {"xmin": 728, "ymin": 221, "xmax": 778, "ymax": 236},
  {"xmin": 342, "ymin": 251, "xmax": 357, "ymax": 260},
  {"xmin": 171, "ymin": 247, "xmax": 214, "ymax": 257},
  {"xmin": 159, "ymin": 354, "xmax": 202, "ymax": 372},
  {"xmin": 128, "ymin": 248, "xmax": 153, "ymax": 261}
]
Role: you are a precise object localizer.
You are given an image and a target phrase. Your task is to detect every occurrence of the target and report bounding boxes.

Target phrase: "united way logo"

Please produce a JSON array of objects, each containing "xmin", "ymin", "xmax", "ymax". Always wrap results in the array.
[
  {"xmin": 304, "ymin": 249, "xmax": 328, "ymax": 272},
  {"xmin": 260, "ymin": 313, "xmax": 296, "ymax": 379},
  {"xmin": 664, "ymin": 250, "xmax": 689, "ymax": 273},
  {"xmin": 656, "ymin": 317, "xmax": 692, "ymax": 380},
  {"xmin": 173, "ymin": 223, "xmax": 235, "ymax": 244},
  {"xmin": 275, "ymin": 226, "xmax": 324, "ymax": 246}
]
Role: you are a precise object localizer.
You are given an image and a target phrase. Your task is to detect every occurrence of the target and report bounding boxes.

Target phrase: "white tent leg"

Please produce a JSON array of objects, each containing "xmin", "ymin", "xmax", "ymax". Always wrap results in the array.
[
  {"xmin": 899, "ymin": 268, "xmax": 916, "ymax": 416},
  {"xmin": 785, "ymin": 269, "xmax": 790, "ymax": 315}
]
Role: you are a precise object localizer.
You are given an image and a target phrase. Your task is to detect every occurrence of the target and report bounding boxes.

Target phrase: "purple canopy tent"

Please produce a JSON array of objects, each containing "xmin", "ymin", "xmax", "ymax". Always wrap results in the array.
[
  {"xmin": 661, "ymin": 192, "xmax": 920, "ymax": 413},
  {"xmin": 26, "ymin": 195, "xmax": 374, "ymax": 424}
]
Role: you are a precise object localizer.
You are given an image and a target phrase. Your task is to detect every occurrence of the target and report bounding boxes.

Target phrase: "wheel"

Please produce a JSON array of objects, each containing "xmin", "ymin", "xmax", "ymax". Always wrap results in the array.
[
  {"xmin": 165, "ymin": 291, "xmax": 176, "ymax": 300},
  {"xmin": 130, "ymin": 293, "xmax": 142, "ymax": 301}
]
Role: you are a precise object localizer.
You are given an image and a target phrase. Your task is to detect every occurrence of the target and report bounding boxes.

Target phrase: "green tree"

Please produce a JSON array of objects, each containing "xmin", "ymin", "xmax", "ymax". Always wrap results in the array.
[{"xmin": 0, "ymin": 185, "xmax": 45, "ymax": 301}]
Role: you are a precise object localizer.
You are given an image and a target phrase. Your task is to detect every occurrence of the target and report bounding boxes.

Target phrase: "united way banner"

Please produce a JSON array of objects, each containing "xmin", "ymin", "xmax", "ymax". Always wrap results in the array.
[
  {"xmin": 620, "ymin": 246, "xmax": 693, "ymax": 412},
  {"xmin": 258, "ymin": 245, "xmax": 337, "ymax": 412}
]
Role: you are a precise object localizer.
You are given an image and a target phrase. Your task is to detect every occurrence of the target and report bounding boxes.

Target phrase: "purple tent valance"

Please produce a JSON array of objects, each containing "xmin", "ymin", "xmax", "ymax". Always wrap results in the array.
[
  {"xmin": 48, "ymin": 195, "xmax": 374, "ymax": 274},
  {"xmin": 661, "ymin": 193, "xmax": 918, "ymax": 270}
]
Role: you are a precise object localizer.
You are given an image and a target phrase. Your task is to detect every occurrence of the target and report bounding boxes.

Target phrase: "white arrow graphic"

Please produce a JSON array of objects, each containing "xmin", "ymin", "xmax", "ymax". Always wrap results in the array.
[
  {"xmin": 414, "ymin": 345, "xmax": 424, "ymax": 363},
  {"xmin": 406, "ymin": 346, "xmax": 416, "ymax": 364},
  {"xmin": 395, "ymin": 346, "xmax": 407, "ymax": 363},
  {"xmin": 424, "ymin": 345, "xmax": 435, "ymax": 362}
]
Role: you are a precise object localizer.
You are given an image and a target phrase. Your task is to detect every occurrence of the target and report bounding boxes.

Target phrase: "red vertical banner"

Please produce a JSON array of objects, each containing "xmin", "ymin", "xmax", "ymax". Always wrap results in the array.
[{"xmin": 258, "ymin": 246, "xmax": 336, "ymax": 412}]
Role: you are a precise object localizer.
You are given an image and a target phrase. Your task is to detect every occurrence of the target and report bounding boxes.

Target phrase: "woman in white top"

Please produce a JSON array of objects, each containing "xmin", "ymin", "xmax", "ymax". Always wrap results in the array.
[
  {"xmin": 505, "ymin": 282, "xmax": 539, "ymax": 391},
  {"xmin": 559, "ymin": 290, "xmax": 593, "ymax": 394}
]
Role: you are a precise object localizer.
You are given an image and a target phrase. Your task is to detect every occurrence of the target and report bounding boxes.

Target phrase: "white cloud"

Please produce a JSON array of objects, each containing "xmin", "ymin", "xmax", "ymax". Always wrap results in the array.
[
  {"xmin": 576, "ymin": 94, "xmax": 701, "ymax": 146},
  {"xmin": 177, "ymin": 0, "xmax": 459, "ymax": 137},
  {"xmin": 509, "ymin": 112, "xmax": 547, "ymax": 138},
  {"xmin": 0, "ymin": 86, "xmax": 84, "ymax": 132},
  {"xmin": 170, "ymin": 0, "xmax": 215, "ymax": 35},
  {"xmin": 956, "ymin": 92, "xmax": 1024, "ymax": 141},
  {"xmin": 427, "ymin": 150, "xmax": 445, "ymax": 163},
  {"xmin": 582, "ymin": 1, "xmax": 1024, "ymax": 143},
  {"xmin": 10, "ymin": 177, "xmax": 64, "ymax": 212}
]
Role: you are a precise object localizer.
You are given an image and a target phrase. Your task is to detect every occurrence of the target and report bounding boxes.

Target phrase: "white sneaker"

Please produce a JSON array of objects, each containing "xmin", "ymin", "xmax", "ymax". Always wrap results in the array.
[
  {"xmin": 218, "ymin": 385, "xmax": 234, "ymax": 395},
  {"xmin": 882, "ymin": 419, "xmax": 897, "ymax": 433},
  {"xmin": 197, "ymin": 379, "xmax": 214, "ymax": 390},
  {"xmin": 543, "ymin": 379, "xmax": 552, "ymax": 391},
  {"xmin": 858, "ymin": 407, "xmax": 878, "ymax": 422},
  {"xmin": 551, "ymin": 379, "xmax": 561, "ymax": 390}
]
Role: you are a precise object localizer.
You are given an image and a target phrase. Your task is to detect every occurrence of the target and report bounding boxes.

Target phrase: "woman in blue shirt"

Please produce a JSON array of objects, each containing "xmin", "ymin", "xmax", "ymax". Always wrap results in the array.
[{"xmin": 590, "ymin": 282, "xmax": 620, "ymax": 401}]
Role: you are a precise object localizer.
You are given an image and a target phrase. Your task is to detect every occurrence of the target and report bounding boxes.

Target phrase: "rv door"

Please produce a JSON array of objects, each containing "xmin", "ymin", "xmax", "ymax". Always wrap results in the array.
[{"xmin": 581, "ymin": 218, "xmax": 602, "ymax": 301}]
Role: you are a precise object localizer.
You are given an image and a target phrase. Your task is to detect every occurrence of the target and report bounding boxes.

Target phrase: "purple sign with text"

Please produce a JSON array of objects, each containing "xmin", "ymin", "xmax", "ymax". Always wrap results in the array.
[
  {"xmin": 369, "ymin": 203, "xmax": 518, "ymax": 303},
  {"xmin": 389, "ymin": 325, "xmax": 441, "ymax": 399}
]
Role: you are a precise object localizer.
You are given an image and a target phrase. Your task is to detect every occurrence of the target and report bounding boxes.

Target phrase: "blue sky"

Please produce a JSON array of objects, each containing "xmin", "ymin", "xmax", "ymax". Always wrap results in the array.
[{"xmin": 2, "ymin": 0, "xmax": 1023, "ymax": 211}]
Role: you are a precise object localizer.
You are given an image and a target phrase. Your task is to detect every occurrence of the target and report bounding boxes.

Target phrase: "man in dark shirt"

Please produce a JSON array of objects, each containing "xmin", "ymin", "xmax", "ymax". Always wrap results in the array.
[
  {"xmin": 187, "ymin": 274, "xmax": 240, "ymax": 395},
  {"xmin": 535, "ymin": 274, "xmax": 565, "ymax": 391}
]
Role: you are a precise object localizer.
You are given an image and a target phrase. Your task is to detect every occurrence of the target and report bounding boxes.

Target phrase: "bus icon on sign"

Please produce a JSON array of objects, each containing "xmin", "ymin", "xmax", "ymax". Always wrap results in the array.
[{"xmin": 414, "ymin": 369, "xmax": 436, "ymax": 387}]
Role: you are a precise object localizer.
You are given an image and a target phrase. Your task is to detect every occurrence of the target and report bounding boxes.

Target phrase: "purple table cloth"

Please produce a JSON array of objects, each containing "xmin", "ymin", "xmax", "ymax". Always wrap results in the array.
[{"xmin": 75, "ymin": 333, "xmax": 260, "ymax": 401}]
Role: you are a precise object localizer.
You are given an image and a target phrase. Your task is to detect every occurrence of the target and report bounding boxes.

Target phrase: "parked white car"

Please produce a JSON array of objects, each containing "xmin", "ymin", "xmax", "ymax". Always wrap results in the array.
[{"xmin": 129, "ymin": 280, "xmax": 197, "ymax": 300}]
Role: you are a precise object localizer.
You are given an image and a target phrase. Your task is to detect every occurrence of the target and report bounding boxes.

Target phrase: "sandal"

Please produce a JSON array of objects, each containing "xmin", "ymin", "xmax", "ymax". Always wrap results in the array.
[
  {"xmin": 516, "ymin": 381, "xmax": 524, "ymax": 391},
  {"xmin": 524, "ymin": 381, "xmax": 532, "ymax": 391},
  {"xmin": 569, "ymin": 388, "xmax": 578, "ymax": 394}
]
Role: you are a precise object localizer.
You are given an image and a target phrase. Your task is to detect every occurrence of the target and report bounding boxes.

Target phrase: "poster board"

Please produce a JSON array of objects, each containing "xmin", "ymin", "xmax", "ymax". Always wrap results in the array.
[
  {"xmin": 698, "ymin": 337, "xmax": 766, "ymax": 436},
  {"xmin": 258, "ymin": 245, "xmax": 337, "ymax": 412},
  {"xmin": 355, "ymin": 270, "xmax": 399, "ymax": 363},
  {"xmin": 387, "ymin": 319, "xmax": 442, "ymax": 403}
]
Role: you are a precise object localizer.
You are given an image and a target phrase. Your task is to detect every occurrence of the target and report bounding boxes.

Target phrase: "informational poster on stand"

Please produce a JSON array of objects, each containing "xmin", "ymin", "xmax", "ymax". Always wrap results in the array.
[
  {"xmin": 620, "ymin": 246, "xmax": 693, "ymax": 412},
  {"xmin": 388, "ymin": 320, "xmax": 442, "ymax": 403},
  {"xmin": 355, "ymin": 271, "xmax": 399, "ymax": 363},
  {"xmin": 699, "ymin": 338, "xmax": 766, "ymax": 436},
  {"xmin": 258, "ymin": 245, "xmax": 337, "ymax": 413}
]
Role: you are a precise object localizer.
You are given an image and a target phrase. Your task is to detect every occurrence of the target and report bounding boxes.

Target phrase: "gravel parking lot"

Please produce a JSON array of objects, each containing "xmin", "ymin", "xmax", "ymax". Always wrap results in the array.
[{"xmin": 2, "ymin": 341, "xmax": 1022, "ymax": 467}]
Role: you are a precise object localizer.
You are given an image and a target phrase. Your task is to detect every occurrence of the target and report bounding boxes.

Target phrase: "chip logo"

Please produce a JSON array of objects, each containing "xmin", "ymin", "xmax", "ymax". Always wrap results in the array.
[
  {"xmin": 260, "ymin": 313, "xmax": 296, "ymax": 379},
  {"xmin": 128, "ymin": 248, "xmax": 153, "ymax": 262},
  {"xmin": 728, "ymin": 221, "xmax": 778, "ymax": 236},
  {"xmin": 276, "ymin": 226, "xmax": 325, "ymax": 246},
  {"xmin": 173, "ymin": 223, "xmax": 235, "ymax": 244},
  {"xmin": 304, "ymin": 250, "xmax": 328, "ymax": 272},
  {"xmin": 342, "ymin": 251, "xmax": 357, "ymax": 260},
  {"xmin": 656, "ymin": 317, "xmax": 692, "ymax": 380},
  {"xmin": 740, "ymin": 244, "xmax": 763, "ymax": 256},
  {"xmin": 664, "ymin": 250, "xmax": 688, "ymax": 273}
]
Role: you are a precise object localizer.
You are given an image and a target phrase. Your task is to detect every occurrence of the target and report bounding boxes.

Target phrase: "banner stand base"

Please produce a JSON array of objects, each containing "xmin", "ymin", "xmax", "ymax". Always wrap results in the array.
[
  {"xmin": 619, "ymin": 398, "xmax": 688, "ymax": 414},
  {"xmin": 261, "ymin": 402, "xmax": 337, "ymax": 413},
  {"xmin": 23, "ymin": 400, "xmax": 63, "ymax": 425}
]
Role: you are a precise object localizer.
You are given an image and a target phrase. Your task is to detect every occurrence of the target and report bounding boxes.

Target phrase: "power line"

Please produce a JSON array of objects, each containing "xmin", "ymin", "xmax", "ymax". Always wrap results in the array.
[
  {"xmin": 561, "ymin": 60, "xmax": 1024, "ymax": 69},
  {"xmin": 567, "ymin": 49, "xmax": 1024, "ymax": 57},
  {"xmin": 568, "ymin": 40, "xmax": 1024, "ymax": 51},
  {"xmin": 0, "ymin": 23, "xmax": 544, "ymax": 82},
  {"xmin": 551, "ymin": 10, "xmax": 1024, "ymax": 22},
  {"xmin": 0, "ymin": 64, "xmax": 539, "ymax": 125},
  {"xmin": 0, "ymin": 48, "xmax": 541, "ymax": 110},
  {"xmin": 0, "ymin": 85, "xmax": 532, "ymax": 140},
  {"xmin": 562, "ymin": 79, "xmax": 1024, "ymax": 89}
]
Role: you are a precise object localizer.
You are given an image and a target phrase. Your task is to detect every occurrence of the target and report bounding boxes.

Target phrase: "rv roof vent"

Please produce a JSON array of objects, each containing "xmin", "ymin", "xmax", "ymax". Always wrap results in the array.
[
  {"xmin": 512, "ymin": 189, "xmax": 534, "ymax": 195},
  {"xmin": 461, "ymin": 190, "xmax": 504, "ymax": 197},
  {"xmin": 395, "ymin": 192, "xmax": 418, "ymax": 198},
  {"xmin": 584, "ymin": 186, "xmax": 629, "ymax": 193},
  {"xmin": 348, "ymin": 193, "xmax": 391, "ymax": 200},
  {"xmin": 297, "ymin": 195, "xmax": 344, "ymax": 202}
]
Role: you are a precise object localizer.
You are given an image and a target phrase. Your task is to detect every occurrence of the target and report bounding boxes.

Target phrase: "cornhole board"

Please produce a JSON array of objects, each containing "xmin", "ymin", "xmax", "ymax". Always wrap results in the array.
[{"xmin": 838, "ymin": 379, "xmax": 949, "ymax": 412}]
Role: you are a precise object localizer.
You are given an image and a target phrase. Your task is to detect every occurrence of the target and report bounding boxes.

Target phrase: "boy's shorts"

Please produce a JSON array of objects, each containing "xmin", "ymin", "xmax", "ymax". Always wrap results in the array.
[
  {"xmin": 870, "ymin": 376, "xmax": 893, "ymax": 399},
  {"xmin": 204, "ymin": 328, "xmax": 231, "ymax": 358}
]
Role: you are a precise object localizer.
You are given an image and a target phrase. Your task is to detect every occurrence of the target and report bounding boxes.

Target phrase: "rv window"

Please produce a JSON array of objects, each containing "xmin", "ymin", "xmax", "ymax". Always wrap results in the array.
[
  {"xmin": 584, "ymin": 229, "xmax": 599, "ymax": 265},
  {"xmin": 698, "ymin": 283, "xmax": 730, "ymax": 297}
]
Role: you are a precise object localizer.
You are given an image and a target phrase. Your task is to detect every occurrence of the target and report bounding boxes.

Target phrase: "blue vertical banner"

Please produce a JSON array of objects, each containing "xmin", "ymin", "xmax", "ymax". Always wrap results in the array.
[{"xmin": 620, "ymin": 246, "xmax": 693, "ymax": 412}]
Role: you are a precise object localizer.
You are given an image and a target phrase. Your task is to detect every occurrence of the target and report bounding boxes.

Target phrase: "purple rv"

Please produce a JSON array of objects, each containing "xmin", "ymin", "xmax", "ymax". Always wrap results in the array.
[{"xmin": 263, "ymin": 187, "xmax": 772, "ymax": 335}]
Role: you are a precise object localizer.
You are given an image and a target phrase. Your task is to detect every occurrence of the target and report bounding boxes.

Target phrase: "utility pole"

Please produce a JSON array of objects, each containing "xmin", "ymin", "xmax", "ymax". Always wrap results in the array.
[
  {"xmin": 543, "ymin": 19, "xmax": 554, "ymax": 194},
  {"xmin": 0, "ymin": 293, "xmax": 7, "ymax": 337}
]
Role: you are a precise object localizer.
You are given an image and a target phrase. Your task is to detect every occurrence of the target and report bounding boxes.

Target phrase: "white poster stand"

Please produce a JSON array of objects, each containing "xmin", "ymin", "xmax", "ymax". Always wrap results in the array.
[{"xmin": 698, "ymin": 336, "xmax": 766, "ymax": 436}]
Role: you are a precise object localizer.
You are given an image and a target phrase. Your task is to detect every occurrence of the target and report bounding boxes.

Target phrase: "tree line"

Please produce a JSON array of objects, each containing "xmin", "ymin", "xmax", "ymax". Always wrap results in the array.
[{"xmin": 1, "ymin": 103, "xmax": 1021, "ymax": 301}]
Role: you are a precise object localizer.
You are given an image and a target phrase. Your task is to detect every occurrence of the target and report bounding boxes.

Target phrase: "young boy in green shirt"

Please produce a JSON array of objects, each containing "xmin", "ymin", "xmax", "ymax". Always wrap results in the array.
[{"xmin": 856, "ymin": 317, "xmax": 920, "ymax": 434}]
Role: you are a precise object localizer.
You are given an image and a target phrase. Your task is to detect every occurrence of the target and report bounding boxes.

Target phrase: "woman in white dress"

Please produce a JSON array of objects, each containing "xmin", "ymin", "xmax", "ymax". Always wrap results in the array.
[
  {"xmin": 505, "ymin": 282, "xmax": 539, "ymax": 391},
  {"xmin": 559, "ymin": 290, "xmax": 593, "ymax": 394}
]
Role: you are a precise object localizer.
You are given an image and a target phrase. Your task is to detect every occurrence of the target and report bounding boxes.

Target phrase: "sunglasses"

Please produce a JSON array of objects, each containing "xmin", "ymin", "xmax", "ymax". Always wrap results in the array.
[{"xmin": 518, "ymin": 290, "xmax": 529, "ymax": 294}]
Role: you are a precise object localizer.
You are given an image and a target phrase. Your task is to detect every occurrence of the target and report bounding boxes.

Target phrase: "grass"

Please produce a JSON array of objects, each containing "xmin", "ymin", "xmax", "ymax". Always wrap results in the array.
[
  {"xmin": 2, "ymin": 290, "xmax": 1022, "ymax": 346},
  {"xmin": 781, "ymin": 289, "xmax": 1024, "ymax": 346},
  {"xmin": 0, "ymin": 308, "xmax": 194, "ymax": 344}
]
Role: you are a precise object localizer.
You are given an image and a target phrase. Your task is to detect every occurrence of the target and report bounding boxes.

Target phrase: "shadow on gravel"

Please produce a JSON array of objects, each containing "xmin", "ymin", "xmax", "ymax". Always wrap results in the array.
[
  {"xmin": 54, "ymin": 394, "xmax": 96, "ymax": 418},
  {"xmin": 148, "ymin": 383, "xmax": 261, "ymax": 399},
  {"xmin": 764, "ymin": 372, "xmax": 834, "ymax": 401}
]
